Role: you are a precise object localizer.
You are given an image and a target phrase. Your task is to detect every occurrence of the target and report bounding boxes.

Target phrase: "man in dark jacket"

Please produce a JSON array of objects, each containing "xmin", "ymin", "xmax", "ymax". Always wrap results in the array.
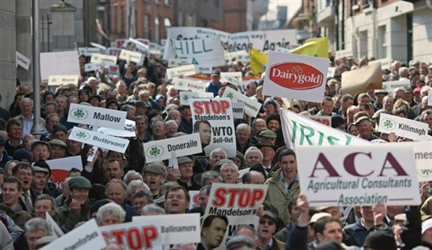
[{"xmin": 0, "ymin": 136, "xmax": 12, "ymax": 168}]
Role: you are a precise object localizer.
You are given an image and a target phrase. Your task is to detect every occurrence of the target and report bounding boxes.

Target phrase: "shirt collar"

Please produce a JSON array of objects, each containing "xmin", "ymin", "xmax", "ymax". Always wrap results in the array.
[{"xmin": 280, "ymin": 171, "xmax": 299, "ymax": 183}]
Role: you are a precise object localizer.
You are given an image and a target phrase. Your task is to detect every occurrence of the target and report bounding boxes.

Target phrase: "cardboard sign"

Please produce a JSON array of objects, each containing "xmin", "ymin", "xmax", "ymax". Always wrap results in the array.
[
  {"xmin": 306, "ymin": 115, "xmax": 332, "ymax": 127},
  {"xmin": 100, "ymin": 218, "xmax": 162, "ymax": 250},
  {"xmin": 40, "ymin": 219, "xmax": 106, "ymax": 250},
  {"xmin": 296, "ymin": 144, "xmax": 420, "ymax": 206},
  {"xmin": 379, "ymin": 113, "xmax": 429, "ymax": 141},
  {"xmin": 232, "ymin": 102, "xmax": 245, "ymax": 119},
  {"xmin": 341, "ymin": 63, "xmax": 382, "ymax": 96},
  {"xmin": 222, "ymin": 88, "xmax": 261, "ymax": 117},
  {"xmin": 166, "ymin": 65, "xmax": 197, "ymax": 79},
  {"xmin": 173, "ymin": 77, "xmax": 206, "ymax": 92},
  {"xmin": 46, "ymin": 212, "xmax": 64, "ymax": 238},
  {"xmin": 412, "ymin": 142, "xmax": 432, "ymax": 182},
  {"xmin": 108, "ymin": 48, "xmax": 122, "ymax": 57},
  {"xmin": 280, "ymin": 109, "xmax": 370, "ymax": 149},
  {"xmin": 119, "ymin": 49, "xmax": 142, "ymax": 63},
  {"xmin": 195, "ymin": 65, "xmax": 213, "ymax": 74},
  {"xmin": 78, "ymin": 47, "xmax": 101, "ymax": 56},
  {"xmin": 143, "ymin": 133, "xmax": 202, "ymax": 163},
  {"xmin": 90, "ymin": 53, "xmax": 118, "ymax": 66},
  {"xmin": 189, "ymin": 190, "xmax": 200, "ymax": 209},
  {"xmin": 84, "ymin": 63, "xmax": 100, "ymax": 72},
  {"xmin": 16, "ymin": 51, "xmax": 30, "ymax": 70},
  {"xmin": 48, "ymin": 75, "xmax": 79, "ymax": 86},
  {"xmin": 40, "ymin": 51, "xmax": 80, "ymax": 81},
  {"xmin": 263, "ymin": 52, "xmax": 329, "ymax": 102},
  {"xmin": 190, "ymin": 98, "xmax": 237, "ymax": 157},
  {"xmin": 203, "ymin": 183, "xmax": 268, "ymax": 250},
  {"xmin": 68, "ymin": 103, "xmax": 127, "ymax": 130},
  {"xmin": 69, "ymin": 127, "xmax": 129, "ymax": 153},
  {"xmin": 382, "ymin": 80, "xmax": 410, "ymax": 95},
  {"xmin": 179, "ymin": 92, "xmax": 213, "ymax": 105},
  {"xmin": 133, "ymin": 214, "xmax": 201, "ymax": 245},
  {"xmin": 46, "ymin": 156, "xmax": 83, "ymax": 189}
]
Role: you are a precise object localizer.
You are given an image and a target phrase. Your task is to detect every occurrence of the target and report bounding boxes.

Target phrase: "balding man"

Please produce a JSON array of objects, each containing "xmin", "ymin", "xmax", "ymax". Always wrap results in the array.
[
  {"xmin": 13, "ymin": 98, "xmax": 46, "ymax": 137},
  {"xmin": 220, "ymin": 162, "xmax": 239, "ymax": 184},
  {"xmin": 242, "ymin": 171, "xmax": 265, "ymax": 184}
]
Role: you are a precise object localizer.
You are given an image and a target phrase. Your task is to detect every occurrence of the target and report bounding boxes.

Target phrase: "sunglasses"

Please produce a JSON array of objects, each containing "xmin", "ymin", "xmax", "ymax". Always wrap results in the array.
[{"xmin": 259, "ymin": 219, "xmax": 275, "ymax": 226}]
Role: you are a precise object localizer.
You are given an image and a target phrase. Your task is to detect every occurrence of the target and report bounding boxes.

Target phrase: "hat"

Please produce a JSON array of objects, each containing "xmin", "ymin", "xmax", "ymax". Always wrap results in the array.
[
  {"xmin": 372, "ymin": 109, "xmax": 390, "ymax": 119},
  {"xmin": 257, "ymin": 129, "xmax": 277, "ymax": 139},
  {"xmin": 90, "ymin": 199, "xmax": 112, "ymax": 215},
  {"xmin": 262, "ymin": 210, "xmax": 278, "ymax": 225},
  {"xmin": 250, "ymin": 164, "xmax": 266, "ymax": 178},
  {"xmin": 266, "ymin": 113, "xmax": 281, "ymax": 126},
  {"xmin": 309, "ymin": 212, "xmax": 331, "ymax": 224},
  {"xmin": 327, "ymin": 79, "xmax": 338, "ymax": 86},
  {"xmin": 31, "ymin": 141, "xmax": 51, "ymax": 152},
  {"xmin": 33, "ymin": 159, "xmax": 51, "ymax": 176},
  {"xmin": 87, "ymin": 76, "xmax": 97, "ymax": 83},
  {"xmin": 36, "ymin": 235, "xmax": 57, "ymax": 249},
  {"xmin": 49, "ymin": 139, "xmax": 67, "ymax": 149},
  {"xmin": 394, "ymin": 213, "xmax": 406, "ymax": 222},
  {"xmin": 68, "ymin": 176, "xmax": 92, "ymax": 190},
  {"xmin": 404, "ymin": 86, "xmax": 413, "ymax": 93},
  {"xmin": 39, "ymin": 133, "xmax": 53, "ymax": 142},
  {"xmin": 135, "ymin": 100, "xmax": 149, "ymax": 109},
  {"xmin": 263, "ymin": 98, "xmax": 277, "ymax": 109},
  {"xmin": 53, "ymin": 124, "xmax": 68, "ymax": 136},
  {"xmin": 32, "ymin": 166, "xmax": 49, "ymax": 174},
  {"xmin": 363, "ymin": 231, "xmax": 397, "ymax": 250},
  {"xmin": 374, "ymin": 89, "xmax": 388, "ymax": 95},
  {"xmin": 414, "ymin": 87, "xmax": 422, "ymax": 93},
  {"xmin": 331, "ymin": 115, "xmax": 345, "ymax": 129},
  {"xmin": 354, "ymin": 116, "xmax": 371, "ymax": 126},
  {"xmin": 0, "ymin": 135, "xmax": 5, "ymax": 147},
  {"xmin": 256, "ymin": 140, "xmax": 278, "ymax": 151},
  {"xmin": 211, "ymin": 70, "xmax": 220, "ymax": 76},
  {"xmin": 423, "ymin": 219, "xmax": 432, "ymax": 234},
  {"xmin": 88, "ymin": 94, "xmax": 102, "ymax": 102},
  {"xmin": 13, "ymin": 148, "xmax": 31, "ymax": 162},
  {"xmin": 143, "ymin": 163, "xmax": 164, "ymax": 175},
  {"xmin": 137, "ymin": 68, "xmax": 147, "ymax": 74},
  {"xmin": 178, "ymin": 157, "xmax": 192, "ymax": 165}
]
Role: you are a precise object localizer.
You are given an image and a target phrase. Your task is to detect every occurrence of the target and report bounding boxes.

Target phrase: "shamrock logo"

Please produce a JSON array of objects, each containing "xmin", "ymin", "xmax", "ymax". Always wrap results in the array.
[
  {"xmin": 226, "ymin": 92, "xmax": 235, "ymax": 100},
  {"xmin": 74, "ymin": 109, "xmax": 85, "ymax": 118},
  {"xmin": 382, "ymin": 119, "xmax": 395, "ymax": 130},
  {"xmin": 146, "ymin": 145, "xmax": 164, "ymax": 158},
  {"xmin": 94, "ymin": 56, "xmax": 99, "ymax": 60},
  {"xmin": 150, "ymin": 147, "xmax": 160, "ymax": 156},
  {"xmin": 170, "ymin": 71, "xmax": 175, "ymax": 77},
  {"xmin": 182, "ymin": 95, "xmax": 190, "ymax": 101},
  {"xmin": 70, "ymin": 108, "xmax": 89, "ymax": 120},
  {"xmin": 52, "ymin": 78, "xmax": 57, "ymax": 82},
  {"xmin": 76, "ymin": 131, "xmax": 87, "ymax": 139},
  {"xmin": 178, "ymin": 81, "xmax": 184, "ymax": 87}
]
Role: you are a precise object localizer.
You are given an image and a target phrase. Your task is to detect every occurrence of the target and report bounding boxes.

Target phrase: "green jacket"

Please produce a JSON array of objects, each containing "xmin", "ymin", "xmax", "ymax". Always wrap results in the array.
[
  {"xmin": 0, "ymin": 204, "xmax": 33, "ymax": 230},
  {"xmin": 274, "ymin": 223, "xmax": 293, "ymax": 243},
  {"xmin": 265, "ymin": 168, "xmax": 300, "ymax": 225},
  {"xmin": 56, "ymin": 198, "xmax": 91, "ymax": 231}
]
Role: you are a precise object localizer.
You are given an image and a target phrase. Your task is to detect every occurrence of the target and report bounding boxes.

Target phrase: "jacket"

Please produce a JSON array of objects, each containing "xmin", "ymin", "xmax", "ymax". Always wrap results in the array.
[
  {"xmin": 56, "ymin": 198, "xmax": 91, "ymax": 231},
  {"xmin": 274, "ymin": 223, "xmax": 293, "ymax": 243},
  {"xmin": 342, "ymin": 219, "xmax": 391, "ymax": 247},
  {"xmin": 0, "ymin": 203, "xmax": 33, "ymax": 230},
  {"xmin": 0, "ymin": 220, "xmax": 13, "ymax": 250},
  {"xmin": 0, "ymin": 150, "xmax": 12, "ymax": 168},
  {"xmin": 13, "ymin": 114, "xmax": 46, "ymax": 136},
  {"xmin": 265, "ymin": 168, "xmax": 300, "ymax": 225},
  {"xmin": 0, "ymin": 209, "xmax": 24, "ymax": 241},
  {"xmin": 19, "ymin": 188, "xmax": 40, "ymax": 213}
]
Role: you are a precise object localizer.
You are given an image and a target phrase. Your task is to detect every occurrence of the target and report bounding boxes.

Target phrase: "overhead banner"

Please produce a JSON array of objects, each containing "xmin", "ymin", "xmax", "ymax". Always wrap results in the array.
[
  {"xmin": 173, "ymin": 77, "xmax": 206, "ymax": 92},
  {"xmin": 45, "ymin": 156, "xmax": 83, "ymax": 189},
  {"xmin": 222, "ymin": 87, "xmax": 261, "ymax": 117},
  {"xmin": 180, "ymin": 92, "xmax": 213, "ymax": 105},
  {"xmin": 48, "ymin": 75, "xmax": 79, "ymax": 86},
  {"xmin": 280, "ymin": 109, "xmax": 370, "ymax": 149},
  {"xmin": 263, "ymin": 52, "xmax": 329, "ymax": 102},
  {"xmin": 16, "ymin": 51, "xmax": 30, "ymax": 70},
  {"xmin": 143, "ymin": 133, "xmax": 202, "ymax": 163},
  {"xmin": 190, "ymin": 98, "xmax": 237, "ymax": 157},
  {"xmin": 203, "ymin": 183, "xmax": 268, "ymax": 250},
  {"xmin": 69, "ymin": 127, "xmax": 129, "ymax": 153},
  {"xmin": 382, "ymin": 80, "xmax": 410, "ymax": 95},
  {"xmin": 40, "ymin": 50, "xmax": 80, "ymax": 81},
  {"xmin": 90, "ymin": 53, "xmax": 118, "ymax": 66},
  {"xmin": 306, "ymin": 115, "xmax": 332, "ymax": 127},
  {"xmin": 68, "ymin": 103, "xmax": 127, "ymax": 130},
  {"xmin": 296, "ymin": 144, "xmax": 420, "ymax": 206},
  {"xmin": 119, "ymin": 49, "xmax": 142, "ymax": 63},
  {"xmin": 166, "ymin": 65, "xmax": 197, "ymax": 79},
  {"xmin": 378, "ymin": 113, "xmax": 429, "ymax": 141}
]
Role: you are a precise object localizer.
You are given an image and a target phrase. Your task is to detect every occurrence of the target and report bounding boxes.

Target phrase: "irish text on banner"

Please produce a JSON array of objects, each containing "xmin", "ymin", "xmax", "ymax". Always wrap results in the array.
[
  {"xmin": 202, "ymin": 183, "xmax": 268, "ymax": 250},
  {"xmin": 280, "ymin": 109, "xmax": 370, "ymax": 149},
  {"xmin": 173, "ymin": 77, "xmax": 206, "ymax": 92},
  {"xmin": 296, "ymin": 144, "xmax": 420, "ymax": 206},
  {"xmin": 166, "ymin": 65, "xmax": 197, "ymax": 79},
  {"xmin": 143, "ymin": 133, "xmax": 202, "ymax": 163},
  {"xmin": 40, "ymin": 219, "xmax": 106, "ymax": 250},
  {"xmin": 68, "ymin": 127, "xmax": 129, "ymax": 153},
  {"xmin": 67, "ymin": 103, "xmax": 127, "ymax": 130},
  {"xmin": 46, "ymin": 156, "xmax": 83, "ymax": 189},
  {"xmin": 378, "ymin": 113, "xmax": 429, "ymax": 141},
  {"xmin": 222, "ymin": 87, "xmax": 261, "ymax": 117},
  {"xmin": 263, "ymin": 52, "xmax": 329, "ymax": 102},
  {"xmin": 179, "ymin": 92, "xmax": 214, "ymax": 105},
  {"xmin": 190, "ymin": 98, "xmax": 237, "ymax": 157}
]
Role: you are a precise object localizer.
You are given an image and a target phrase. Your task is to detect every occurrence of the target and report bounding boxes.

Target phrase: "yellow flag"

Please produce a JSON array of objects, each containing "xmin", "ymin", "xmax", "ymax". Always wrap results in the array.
[
  {"xmin": 291, "ymin": 37, "xmax": 329, "ymax": 58},
  {"xmin": 249, "ymin": 48, "xmax": 268, "ymax": 75}
]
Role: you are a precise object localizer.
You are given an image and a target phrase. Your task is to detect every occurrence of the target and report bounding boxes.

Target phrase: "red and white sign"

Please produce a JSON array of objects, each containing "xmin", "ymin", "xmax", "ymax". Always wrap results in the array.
[
  {"xmin": 108, "ymin": 47, "xmax": 122, "ymax": 57},
  {"xmin": 189, "ymin": 190, "xmax": 200, "ymax": 209},
  {"xmin": 306, "ymin": 115, "xmax": 332, "ymax": 127},
  {"xmin": 45, "ymin": 156, "xmax": 82, "ymax": 189},
  {"xmin": 115, "ymin": 39, "xmax": 126, "ymax": 48}
]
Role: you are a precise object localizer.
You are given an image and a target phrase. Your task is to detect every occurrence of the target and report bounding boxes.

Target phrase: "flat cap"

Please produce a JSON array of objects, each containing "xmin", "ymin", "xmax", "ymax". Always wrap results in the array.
[
  {"xmin": 310, "ymin": 212, "xmax": 331, "ymax": 224},
  {"xmin": 32, "ymin": 166, "xmax": 49, "ymax": 174},
  {"xmin": 143, "ymin": 163, "xmax": 164, "ymax": 175},
  {"xmin": 374, "ymin": 89, "xmax": 388, "ymax": 95},
  {"xmin": 262, "ymin": 210, "xmax": 278, "ymax": 224},
  {"xmin": 178, "ymin": 157, "xmax": 192, "ymax": 165},
  {"xmin": 49, "ymin": 139, "xmax": 67, "ymax": 149},
  {"xmin": 69, "ymin": 176, "xmax": 92, "ymax": 190},
  {"xmin": 354, "ymin": 116, "xmax": 371, "ymax": 126},
  {"xmin": 256, "ymin": 140, "xmax": 278, "ymax": 151},
  {"xmin": 257, "ymin": 129, "xmax": 277, "ymax": 138}
]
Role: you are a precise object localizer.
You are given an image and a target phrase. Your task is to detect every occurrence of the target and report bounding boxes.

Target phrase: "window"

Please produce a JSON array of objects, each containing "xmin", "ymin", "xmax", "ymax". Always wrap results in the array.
[
  {"xmin": 377, "ymin": 25, "xmax": 387, "ymax": 59},
  {"xmin": 155, "ymin": 16, "xmax": 160, "ymax": 42},
  {"xmin": 164, "ymin": 18, "xmax": 171, "ymax": 39},
  {"xmin": 359, "ymin": 30, "xmax": 368, "ymax": 58},
  {"xmin": 144, "ymin": 15, "xmax": 150, "ymax": 38},
  {"xmin": 164, "ymin": 0, "xmax": 171, "ymax": 5},
  {"xmin": 121, "ymin": 6, "xmax": 124, "ymax": 33}
]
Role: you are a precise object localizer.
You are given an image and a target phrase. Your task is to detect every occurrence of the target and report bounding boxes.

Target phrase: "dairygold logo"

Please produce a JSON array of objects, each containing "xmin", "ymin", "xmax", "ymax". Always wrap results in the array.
[{"xmin": 269, "ymin": 63, "xmax": 323, "ymax": 90}]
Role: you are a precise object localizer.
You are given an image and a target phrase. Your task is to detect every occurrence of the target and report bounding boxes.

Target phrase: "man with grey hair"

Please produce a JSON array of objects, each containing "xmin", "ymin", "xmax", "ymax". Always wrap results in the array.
[
  {"xmin": 3, "ymin": 160, "xmax": 18, "ymax": 178},
  {"xmin": 208, "ymin": 148, "xmax": 227, "ymax": 171},
  {"xmin": 25, "ymin": 218, "xmax": 49, "ymax": 250},
  {"xmin": 14, "ymin": 98, "xmax": 46, "ymax": 137},
  {"xmin": 106, "ymin": 179, "xmax": 135, "ymax": 222},
  {"xmin": 132, "ymin": 189, "xmax": 153, "ymax": 215},
  {"xmin": 220, "ymin": 162, "xmax": 239, "ymax": 184},
  {"xmin": 236, "ymin": 123, "xmax": 252, "ymax": 154},
  {"xmin": 165, "ymin": 120, "xmax": 179, "ymax": 138},
  {"xmin": 201, "ymin": 171, "xmax": 221, "ymax": 186},
  {"xmin": 226, "ymin": 235, "xmax": 255, "ymax": 250},
  {"xmin": 96, "ymin": 202, "xmax": 126, "ymax": 226},
  {"xmin": 244, "ymin": 146, "xmax": 263, "ymax": 169},
  {"xmin": 127, "ymin": 179, "xmax": 149, "ymax": 202},
  {"xmin": 141, "ymin": 204, "xmax": 166, "ymax": 216},
  {"xmin": 123, "ymin": 170, "xmax": 143, "ymax": 185},
  {"xmin": 413, "ymin": 96, "xmax": 432, "ymax": 118}
]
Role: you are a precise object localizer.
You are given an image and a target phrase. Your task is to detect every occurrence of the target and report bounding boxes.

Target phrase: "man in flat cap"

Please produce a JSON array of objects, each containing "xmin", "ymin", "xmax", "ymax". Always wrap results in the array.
[
  {"xmin": 355, "ymin": 116, "xmax": 379, "ymax": 141},
  {"xmin": 177, "ymin": 157, "xmax": 200, "ymax": 190},
  {"xmin": 48, "ymin": 139, "xmax": 67, "ymax": 160},
  {"xmin": 142, "ymin": 163, "xmax": 165, "ymax": 199}
]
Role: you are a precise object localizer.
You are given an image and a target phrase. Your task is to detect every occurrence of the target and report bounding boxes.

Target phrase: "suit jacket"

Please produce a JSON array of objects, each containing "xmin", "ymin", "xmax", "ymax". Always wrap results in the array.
[
  {"xmin": 13, "ymin": 114, "xmax": 46, "ymax": 136},
  {"xmin": 19, "ymin": 188, "xmax": 40, "ymax": 213}
]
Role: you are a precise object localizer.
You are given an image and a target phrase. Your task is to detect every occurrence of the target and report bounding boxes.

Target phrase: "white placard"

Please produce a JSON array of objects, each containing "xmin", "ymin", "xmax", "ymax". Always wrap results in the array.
[
  {"xmin": 168, "ymin": 58, "xmax": 192, "ymax": 67},
  {"xmin": 40, "ymin": 219, "xmax": 106, "ymax": 250},
  {"xmin": 143, "ymin": 133, "xmax": 202, "ymax": 163},
  {"xmin": 328, "ymin": 67, "xmax": 336, "ymax": 78},
  {"xmin": 221, "ymin": 72, "xmax": 242, "ymax": 83},
  {"xmin": 122, "ymin": 37, "xmax": 149, "ymax": 54},
  {"xmin": 222, "ymin": 87, "xmax": 261, "ymax": 117},
  {"xmin": 179, "ymin": 92, "xmax": 213, "ymax": 105},
  {"xmin": 69, "ymin": 127, "xmax": 129, "ymax": 153},
  {"xmin": 90, "ymin": 53, "xmax": 118, "ymax": 66},
  {"xmin": 306, "ymin": 115, "xmax": 332, "ymax": 127},
  {"xmin": 382, "ymin": 80, "xmax": 410, "ymax": 95},
  {"xmin": 48, "ymin": 75, "xmax": 79, "ymax": 86},
  {"xmin": 46, "ymin": 212, "xmax": 64, "ymax": 238},
  {"xmin": 90, "ymin": 42, "xmax": 107, "ymax": 54},
  {"xmin": 232, "ymin": 102, "xmax": 245, "ymax": 119},
  {"xmin": 40, "ymin": 50, "xmax": 80, "ymax": 81},
  {"xmin": 119, "ymin": 49, "xmax": 142, "ymax": 63},
  {"xmin": 16, "ymin": 51, "xmax": 30, "ymax": 70},
  {"xmin": 107, "ymin": 48, "xmax": 122, "ymax": 57},
  {"xmin": 78, "ymin": 47, "xmax": 101, "ymax": 56},
  {"xmin": 409, "ymin": 142, "xmax": 432, "ymax": 182},
  {"xmin": 68, "ymin": 103, "xmax": 127, "ymax": 130},
  {"xmin": 296, "ymin": 144, "xmax": 420, "ymax": 206},
  {"xmin": 225, "ymin": 50, "xmax": 250, "ymax": 61},
  {"xmin": 84, "ymin": 63, "xmax": 100, "ymax": 72},
  {"xmin": 195, "ymin": 65, "xmax": 213, "ymax": 74},
  {"xmin": 379, "ymin": 113, "xmax": 429, "ymax": 141},
  {"xmin": 98, "ymin": 127, "xmax": 136, "ymax": 137},
  {"xmin": 46, "ymin": 156, "xmax": 83, "ymax": 189},
  {"xmin": 263, "ymin": 52, "xmax": 329, "ymax": 102},
  {"xmin": 189, "ymin": 190, "xmax": 200, "ymax": 210},
  {"xmin": 173, "ymin": 77, "xmax": 206, "ymax": 92},
  {"xmin": 166, "ymin": 65, "xmax": 197, "ymax": 79},
  {"xmin": 428, "ymin": 91, "xmax": 432, "ymax": 106}
]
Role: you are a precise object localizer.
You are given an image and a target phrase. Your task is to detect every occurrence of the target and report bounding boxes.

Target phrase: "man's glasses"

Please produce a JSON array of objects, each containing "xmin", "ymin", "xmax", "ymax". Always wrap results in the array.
[{"xmin": 259, "ymin": 219, "xmax": 275, "ymax": 226}]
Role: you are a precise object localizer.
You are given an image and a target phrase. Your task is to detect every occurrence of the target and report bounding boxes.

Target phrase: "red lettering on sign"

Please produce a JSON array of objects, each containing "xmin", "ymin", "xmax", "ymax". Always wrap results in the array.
[
  {"xmin": 127, "ymin": 228, "xmax": 142, "ymax": 249},
  {"xmin": 192, "ymin": 100, "xmax": 230, "ymax": 115},
  {"xmin": 143, "ymin": 226, "xmax": 158, "ymax": 248},
  {"xmin": 112, "ymin": 229, "xmax": 126, "ymax": 244},
  {"xmin": 269, "ymin": 62, "xmax": 323, "ymax": 90},
  {"xmin": 213, "ymin": 188, "xmax": 264, "ymax": 207}
]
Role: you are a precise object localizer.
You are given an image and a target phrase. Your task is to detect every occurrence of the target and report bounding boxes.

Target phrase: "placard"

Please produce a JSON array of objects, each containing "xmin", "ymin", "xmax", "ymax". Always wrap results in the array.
[
  {"xmin": 222, "ymin": 87, "xmax": 261, "ymax": 117},
  {"xmin": 69, "ymin": 127, "xmax": 129, "ymax": 153},
  {"xmin": 328, "ymin": 67, "xmax": 336, "ymax": 78},
  {"xmin": 306, "ymin": 115, "xmax": 332, "ymax": 127},
  {"xmin": 221, "ymin": 72, "xmax": 242, "ymax": 83},
  {"xmin": 232, "ymin": 102, "xmax": 245, "ymax": 119},
  {"xmin": 173, "ymin": 77, "xmax": 206, "ymax": 92},
  {"xmin": 46, "ymin": 212, "xmax": 64, "ymax": 238},
  {"xmin": 108, "ymin": 48, "xmax": 122, "ymax": 57},
  {"xmin": 190, "ymin": 98, "xmax": 236, "ymax": 157},
  {"xmin": 48, "ymin": 75, "xmax": 79, "ymax": 86},
  {"xmin": 263, "ymin": 52, "xmax": 329, "ymax": 102},
  {"xmin": 40, "ymin": 51, "xmax": 80, "ymax": 81},
  {"xmin": 296, "ymin": 144, "xmax": 420, "ymax": 206},
  {"xmin": 78, "ymin": 47, "xmax": 101, "ymax": 56},
  {"xmin": 98, "ymin": 119, "xmax": 136, "ymax": 137},
  {"xmin": 84, "ymin": 63, "xmax": 100, "ymax": 72},
  {"xmin": 179, "ymin": 92, "xmax": 213, "ymax": 105},
  {"xmin": 195, "ymin": 65, "xmax": 213, "ymax": 74},
  {"xmin": 143, "ymin": 133, "xmax": 202, "ymax": 162},
  {"xmin": 382, "ymin": 80, "xmax": 411, "ymax": 95},
  {"xmin": 90, "ymin": 53, "xmax": 118, "ymax": 66},
  {"xmin": 122, "ymin": 37, "xmax": 149, "ymax": 54},
  {"xmin": 225, "ymin": 51, "xmax": 249, "ymax": 61},
  {"xmin": 379, "ymin": 113, "xmax": 429, "ymax": 141},
  {"xmin": 411, "ymin": 142, "xmax": 432, "ymax": 182},
  {"xmin": 45, "ymin": 156, "xmax": 83, "ymax": 189},
  {"xmin": 90, "ymin": 42, "xmax": 107, "ymax": 54},
  {"xmin": 189, "ymin": 190, "xmax": 200, "ymax": 210},
  {"xmin": 68, "ymin": 103, "xmax": 127, "ymax": 130},
  {"xmin": 168, "ymin": 58, "xmax": 192, "ymax": 67},
  {"xmin": 166, "ymin": 65, "xmax": 197, "ymax": 79},
  {"xmin": 16, "ymin": 51, "xmax": 30, "ymax": 70},
  {"xmin": 119, "ymin": 49, "xmax": 142, "ymax": 63}
]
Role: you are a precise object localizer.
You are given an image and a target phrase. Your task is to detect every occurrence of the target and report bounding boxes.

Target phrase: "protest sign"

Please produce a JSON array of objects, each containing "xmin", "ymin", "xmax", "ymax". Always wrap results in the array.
[
  {"xmin": 90, "ymin": 42, "xmax": 107, "ymax": 54},
  {"xmin": 68, "ymin": 103, "xmax": 127, "ymax": 130},
  {"xmin": 222, "ymin": 88, "xmax": 261, "ymax": 117},
  {"xmin": 115, "ymin": 39, "xmax": 126, "ymax": 48},
  {"xmin": 108, "ymin": 65, "xmax": 120, "ymax": 78},
  {"xmin": 40, "ymin": 51, "xmax": 80, "ymax": 81},
  {"xmin": 382, "ymin": 80, "xmax": 410, "ymax": 95},
  {"xmin": 138, "ymin": 38, "xmax": 151, "ymax": 46},
  {"xmin": 48, "ymin": 75, "xmax": 79, "ymax": 86},
  {"xmin": 221, "ymin": 74, "xmax": 240, "ymax": 86},
  {"xmin": 306, "ymin": 115, "xmax": 332, "ymax": 127},
  {"xmin": 108, "ymin": 47, "xmax": 122, "ymax": 57},
  {"xmin": 412, "ymin": 142, "xmax": 432, "ymax": 182},
  {"xmin": 379, "ymin": 113, "xmax": 429, "ymax": 141},
  {"xmin": 232, "ymin": 102, "xmax": 245, "ymax": 119},
  {"xmin": 328, "ymin": 67, "xmax": 336, "ymax": 78},
  {"xmin": 46, "ymin": 156, "xmax": 82, "ymax": 189},
  {"xmin": 46, "ymin": 212, "xmax": 64, "ymax": 238},
  {"xmin": 133, "ymin": 214, "xmax": 201, "ymax": 245},
  {"xmin": 78, "ymin": 47, "xmax": 100, "ymax": 56},
  {"xmin": 236, "ymin": 167, "xmax": 250, "ymax": 183},
  {"xmin": 41, "ymin": 219, "xmax": 106, "ymax": 250},
  {"xmin": 203, "ymin": 183, "xmax": 268, "ymax": 250},
  {"xmin": 263, "ymin": 52, "xmax": 329, "ymax": 102},
  {"xmin": 100, "ymin": 217, "xmax": 162, "ymax": 250},
  {"xmin": 98, "ymin": 119, "xmax": 135, "ymax": 137},
  {"xmin": 225, "ymin": 51, "xmax": 249, "ymax": 61},
  {"xmin": 190, "ymin": 98, "xmax": 237, "ymax": 157},
  {"xmin": 189, "ymin": 190, "xmax": 200, "ymax": 209},
  {"xmin": 84, "ymin": 63, "xmax": 100, "ymax": 72},
  {"xmin": 195, "ymin": 65, "xmax": 213, "ymax": 74},
  {"xmin": 122, "ymin": 37, "xmax": 149, "ymax": 54},
  {"xmin": 69, "ymin": 127, "xmax": 129, "ymax": 153},
  {"xmin": 16, "ymin": 51, "xmax": 30, "ymax": 70},
  {"xmin": 280, "ymin": 109, "xmax": 370, "ymax": 149},
  {"xmin": 221, "ymin": 72, "xmax": 242, "ymax": 83},
  {"xmin": 341, "ymin": 63, "xmax": 382, "ymax": 96},
  {"xmin": 90, "ymin": 53, "xmax": 118, "ymax": 66},
  {"xmin": 428, "ymin": 91, "xmax": 432, "ymax": 106},
  {"xmin": 168, "ymin": 58, "xmax": 192, "ymax": 67},
  {"xmin": 296, "ymin": 144, "xmax": 420, "ymax": 206},
  {"xmin": 173, "ymin": 77, "xmax": 206, "ymax": 92},
  {"xmin": 143, "ymin": 133, "xmax": 202, "ymax": 162},
  {"xmin": 180, "ymin": 92, "xmax": 213, "ymax": 105},
  {"xmin": 166, "ymin": 65, "xmax": 197, "ymax": 79},
  {"xmin": 119, "ymin": 49, "xmax": 142, "ymax": 63}
]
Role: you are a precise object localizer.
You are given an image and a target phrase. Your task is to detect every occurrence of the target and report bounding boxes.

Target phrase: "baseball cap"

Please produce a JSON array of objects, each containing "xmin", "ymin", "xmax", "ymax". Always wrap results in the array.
[
  {"xmin": 309, "ymin": 212, "xmax": 331, "ymax": 224},
  {"xmin": 211, "ymin": 70, "xmax": 220, "ymax": 76}
]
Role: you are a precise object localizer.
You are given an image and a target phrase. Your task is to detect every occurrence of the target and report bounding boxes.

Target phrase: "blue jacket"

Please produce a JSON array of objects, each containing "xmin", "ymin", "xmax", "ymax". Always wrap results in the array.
[
  {"xmin": 206, "ymin": 81, "xmax": 222, "ymax": 97},
  {"xmin": 123, "ymin": 203, "xmax": 136, "ymax": 222},
  {"xmin": 342, "ymin": 218, "xmax": 391, "ymax": 246},
  {"xmin": 0, "ymin": 150, "xmax": 12, "ymax": 168}
]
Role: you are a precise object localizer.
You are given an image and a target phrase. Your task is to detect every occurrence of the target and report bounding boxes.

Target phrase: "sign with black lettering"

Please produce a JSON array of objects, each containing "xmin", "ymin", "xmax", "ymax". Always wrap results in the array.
[{"xmin": 67, "ymin": 103, "xmax": 127, "ymax": 130}]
